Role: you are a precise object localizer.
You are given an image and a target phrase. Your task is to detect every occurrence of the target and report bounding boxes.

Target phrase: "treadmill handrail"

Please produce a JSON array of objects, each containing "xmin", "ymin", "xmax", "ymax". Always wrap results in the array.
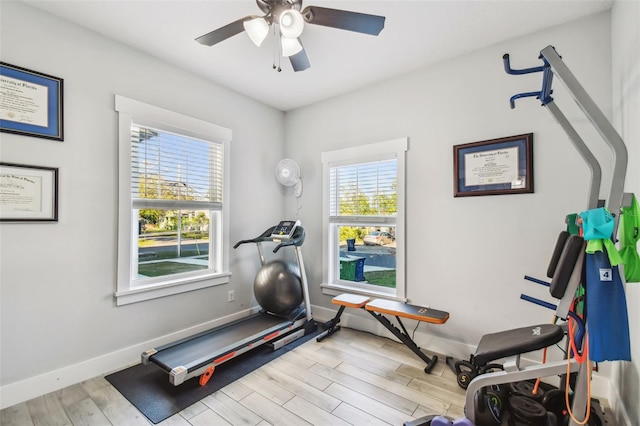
[
  {"xmin": 233, "ymin": 225, "xmax": 306, "ymax": 251},
  {"xmin": 233, "ymin": 226, "xmax": 277, "ymax": 248}
]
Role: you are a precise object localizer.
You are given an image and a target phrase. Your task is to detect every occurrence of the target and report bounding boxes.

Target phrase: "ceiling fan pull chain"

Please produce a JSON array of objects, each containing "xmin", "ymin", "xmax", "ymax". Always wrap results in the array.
[
  {"xmin": 273, "ymin": 24, "xmax": 281, "ymax": 72},
  {"xmin": 272, "ymin": 24, "xmax": 277, "ymax": 70},
  {"xmin": 278, "ymin": 41, "xmax": 282, "ymax": 72}
]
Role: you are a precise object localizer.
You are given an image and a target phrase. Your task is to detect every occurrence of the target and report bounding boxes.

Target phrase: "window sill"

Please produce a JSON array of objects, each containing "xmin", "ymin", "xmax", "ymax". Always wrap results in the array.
[
  {"xmin": 115, "ymin": 272, "xmax": 231, "ymax": 306},
  {"xmin": 320, "ymin": 283, "xmax": 407, "ymax": 302}
]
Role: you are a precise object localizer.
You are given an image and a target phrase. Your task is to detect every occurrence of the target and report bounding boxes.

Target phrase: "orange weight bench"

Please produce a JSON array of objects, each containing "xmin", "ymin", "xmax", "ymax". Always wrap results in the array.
[{"xmin": 317, "ymin": 293, "xmax": 449, "ymax": 373}]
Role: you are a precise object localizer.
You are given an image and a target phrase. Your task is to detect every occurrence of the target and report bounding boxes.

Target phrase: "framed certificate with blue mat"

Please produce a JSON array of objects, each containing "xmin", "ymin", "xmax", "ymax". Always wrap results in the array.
[{"xmin": 1, "ymin": 62, "xmax": 64, "ymax": 141}]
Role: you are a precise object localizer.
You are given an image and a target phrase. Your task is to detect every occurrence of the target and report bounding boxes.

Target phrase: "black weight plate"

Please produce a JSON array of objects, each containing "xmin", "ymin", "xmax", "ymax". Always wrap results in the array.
[
  {"xmin": 509, "ymin": 381, "xmax": 545, "ymax": 400},
  {"xmin": 474, "ymin": 390, "xmax": 503, "ymax": 425},
  {"xmin": 509, "ymin": 396, "xmax": 547, "ymax": 420},
  {"xmin": 542, "ymin": 389, "xmax": 566, "ymax": 416}
]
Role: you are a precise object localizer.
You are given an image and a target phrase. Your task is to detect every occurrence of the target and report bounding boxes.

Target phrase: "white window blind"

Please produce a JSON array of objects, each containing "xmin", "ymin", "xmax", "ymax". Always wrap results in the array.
[
  {"xmin": 131, "ymin": 125, "xmax": 224, "ymax": 210},
  {"xmin": 329, "ymin": 159, "xmax": 397, "ymax": 217}
]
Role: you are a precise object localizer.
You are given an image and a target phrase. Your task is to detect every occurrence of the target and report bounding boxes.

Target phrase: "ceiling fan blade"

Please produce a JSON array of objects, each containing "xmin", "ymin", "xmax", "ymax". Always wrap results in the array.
[
  {"xmin": 289, "ymin": 44, "xmax": 310, "ymax": 72},
  {"xmin": 195, "ymin": 17, "xmax": 249, "ymax": 46},
  {"xmin": 302, "ymin": 6, "xmax": 385, "ymax": 36}
]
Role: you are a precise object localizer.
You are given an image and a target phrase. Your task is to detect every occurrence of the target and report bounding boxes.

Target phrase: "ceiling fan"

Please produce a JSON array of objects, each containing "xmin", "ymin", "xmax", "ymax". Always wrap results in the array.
[{"xmin": 195, "ymin": 0, "xmax": 386, "ymax": 72}]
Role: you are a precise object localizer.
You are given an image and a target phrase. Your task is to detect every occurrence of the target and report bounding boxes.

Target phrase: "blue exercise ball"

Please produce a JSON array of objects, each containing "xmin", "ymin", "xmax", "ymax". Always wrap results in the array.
[{"xmin": 254, "ymin": 260, "xmax": 303, "ymax": 316}]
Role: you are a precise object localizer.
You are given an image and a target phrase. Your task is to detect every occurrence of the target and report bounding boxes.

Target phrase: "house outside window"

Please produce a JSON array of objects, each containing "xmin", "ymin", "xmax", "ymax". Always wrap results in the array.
[
  {"xmin": 115, "ymin": 96, "xmax": 231, "ymax": 305},
  {"xmin": 321, "ymin": 138, "xmax": 407, "ymax": 300}
]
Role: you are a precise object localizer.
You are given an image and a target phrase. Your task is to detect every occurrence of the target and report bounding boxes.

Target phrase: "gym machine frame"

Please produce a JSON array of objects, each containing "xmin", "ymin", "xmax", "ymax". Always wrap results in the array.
[{"xmin": 461, "ymin": 45, "xmax": 632, "ymax": 425}]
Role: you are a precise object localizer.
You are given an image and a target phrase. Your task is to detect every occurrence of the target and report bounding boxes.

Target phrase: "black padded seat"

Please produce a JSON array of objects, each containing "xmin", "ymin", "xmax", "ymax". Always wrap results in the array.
[{"xmin": 473, "ymin": 323, "xmax": 564, "ymax": 367}]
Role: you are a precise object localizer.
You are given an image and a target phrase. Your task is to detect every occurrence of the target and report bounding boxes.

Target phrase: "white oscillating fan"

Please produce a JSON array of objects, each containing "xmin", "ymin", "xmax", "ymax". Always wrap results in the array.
[{"xmin": 276, "ymin": 159, "xmax": 303, "ymax": 197}]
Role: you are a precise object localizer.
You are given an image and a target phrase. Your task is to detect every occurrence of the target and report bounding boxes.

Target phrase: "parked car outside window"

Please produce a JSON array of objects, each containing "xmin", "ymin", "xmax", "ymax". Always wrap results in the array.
[{"xmin": 364, "ymin": 231, "xmax": 395, "ymax": 246}]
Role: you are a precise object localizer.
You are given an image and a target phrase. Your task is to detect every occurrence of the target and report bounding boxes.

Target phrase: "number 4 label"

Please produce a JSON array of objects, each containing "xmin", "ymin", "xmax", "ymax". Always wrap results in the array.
[{"xmin": 599, "ymin": 268, "xmax": 612, "ymax": 281}]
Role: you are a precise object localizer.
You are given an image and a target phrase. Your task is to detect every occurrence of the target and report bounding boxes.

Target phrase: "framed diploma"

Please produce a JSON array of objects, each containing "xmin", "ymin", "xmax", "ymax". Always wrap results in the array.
[
  {"xmin": 0, "ymin": 62, "xmax": 64, "ymax": 141},
  {"xmin": 0, "ymin": 163, "xmax": 59, "ymax": 222},
  {"xmin": 453, "ymin": 133, "xmax": 533, "ymax": 197}
]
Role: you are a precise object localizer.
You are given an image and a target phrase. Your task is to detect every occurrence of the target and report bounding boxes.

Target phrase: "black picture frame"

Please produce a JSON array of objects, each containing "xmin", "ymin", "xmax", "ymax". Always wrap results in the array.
[
  {"xmin": 0, "ymin": 162, "xmax": 59, "ymax": 222},
  {"xmin": 453, "ymin": 133, "xmax": 533, "ymax": 197},
  {"xmin": 0, "ymin": 62, "xmax": 64, "ymax": 141}
]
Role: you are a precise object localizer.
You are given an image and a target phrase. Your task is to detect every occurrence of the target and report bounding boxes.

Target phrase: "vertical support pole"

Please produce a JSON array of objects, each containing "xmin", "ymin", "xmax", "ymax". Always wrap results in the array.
[
  {"xmin": 545, "ymin": 101, "xmax": 602, "ymax": 209},
  {"xmin": 568, "ymin": 362, "xmax": 591, "ymax": 426},
  {"xmin": 540, "ymin": 46, "xmax": 628, "ymax": 233},
  {"xmin": 295, "ymin": 245, "xmax": 313, "ymax": 321},
  {"xmin": 256, "ymin": 242, "xmax": 266, "ymax": 266}
]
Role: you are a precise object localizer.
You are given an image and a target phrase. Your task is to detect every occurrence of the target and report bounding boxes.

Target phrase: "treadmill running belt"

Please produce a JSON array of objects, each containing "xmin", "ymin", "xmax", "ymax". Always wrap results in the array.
[{"xmin": 150, "ymin": 312, "xmax": 292, "ymax": 372}]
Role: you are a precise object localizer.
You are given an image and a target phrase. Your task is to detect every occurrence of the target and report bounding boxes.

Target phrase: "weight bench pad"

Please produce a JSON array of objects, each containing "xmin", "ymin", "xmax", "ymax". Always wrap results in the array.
[
  {"xmin": 473, "ymin": 323, "xmax": 564, "ymax": 367},
  {"xmin": 332, "ymin": 293, "xmax": 370, "ymax": 308},
  {"xmin": 365, "ymin": 299, "xmax": 449, "ymax": 324}
]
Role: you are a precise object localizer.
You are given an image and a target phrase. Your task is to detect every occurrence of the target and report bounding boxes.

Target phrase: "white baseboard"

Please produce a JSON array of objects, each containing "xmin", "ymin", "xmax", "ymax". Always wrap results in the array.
[
  {"xmin": 0, "ymin": 306, "xmax": 260, "ymax": 410},
  {"xmin": 608, "ymin": 379, "xmax": 633, "ymax": 426}
]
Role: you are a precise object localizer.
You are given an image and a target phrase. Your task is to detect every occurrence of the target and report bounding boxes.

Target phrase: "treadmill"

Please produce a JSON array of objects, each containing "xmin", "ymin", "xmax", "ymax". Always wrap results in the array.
[{"xmin": 141, "ymin": 221, "xmax": 314, "ymax": 386}]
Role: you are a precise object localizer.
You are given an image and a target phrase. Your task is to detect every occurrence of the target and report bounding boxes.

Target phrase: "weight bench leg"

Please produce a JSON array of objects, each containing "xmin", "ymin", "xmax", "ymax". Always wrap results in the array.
[
  {"xmin": 316, "ymin": 305, "xmax": 346, "ymax": 342},
  {"xmin": 367, "ymin": 311, "xmax": 438, "ymax": 373}
]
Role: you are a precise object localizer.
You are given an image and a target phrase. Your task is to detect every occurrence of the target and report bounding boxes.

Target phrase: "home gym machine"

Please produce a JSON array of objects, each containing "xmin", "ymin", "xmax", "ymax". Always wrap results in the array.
[
  {"xmin": 142, "ymin": 221, "xmax": 315, "ymax": 386},
  {"xmin": 413, "ymin": 45, "xmax": 634, "ymax": 426}
]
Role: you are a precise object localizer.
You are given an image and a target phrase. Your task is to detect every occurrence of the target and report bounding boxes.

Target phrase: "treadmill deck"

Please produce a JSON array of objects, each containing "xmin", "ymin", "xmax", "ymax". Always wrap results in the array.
[{"xmin": 148, "ymin": 312, "xmax": 295, "ymax": 376}]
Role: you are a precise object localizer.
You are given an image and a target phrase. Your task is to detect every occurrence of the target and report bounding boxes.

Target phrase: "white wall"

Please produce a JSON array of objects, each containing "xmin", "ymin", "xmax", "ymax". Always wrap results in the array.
[
  {"xmin": 285, "ymin": 9, "xmax": 618, "ymax": 391},
  {"xmin": 1, "ymin": 1, "xmax": 638, "ymax": 420},
  {"xmin": 0, "ymin": 1, "xmax": 286, "ymax": 407},
  {"xmin": 611, "ymin": 1, "xmax": 640, "ymax": 425},
  {"xmin": 286, "ymin": 11, "xmax": 612, "ymax": 340},
  {"xmin": 286, "ymin": 6, "xmax": 640, "ymax": 421}
]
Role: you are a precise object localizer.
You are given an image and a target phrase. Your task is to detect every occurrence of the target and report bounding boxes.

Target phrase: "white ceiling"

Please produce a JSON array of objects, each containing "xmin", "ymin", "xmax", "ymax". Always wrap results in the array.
[{"xmin": 23, "ymin": 0, "xmax": 614, "ymax": 111}]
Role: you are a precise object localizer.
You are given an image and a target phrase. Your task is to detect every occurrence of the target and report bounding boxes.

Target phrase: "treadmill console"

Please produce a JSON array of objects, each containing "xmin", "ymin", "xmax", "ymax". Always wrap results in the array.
[{"xmin": 271, "ymin": 220, "xmax": 301, "ymax": 240}]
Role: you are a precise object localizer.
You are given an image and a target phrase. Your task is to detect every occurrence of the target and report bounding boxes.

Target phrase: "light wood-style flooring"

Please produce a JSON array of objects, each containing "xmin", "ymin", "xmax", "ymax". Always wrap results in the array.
[
  {"xmin": 1, "ymin": 327, "xmax": 466, "ymax": 425},
  {"xmin": 5, "ymin": 325, "xmax": 615, "ymax": 426}
]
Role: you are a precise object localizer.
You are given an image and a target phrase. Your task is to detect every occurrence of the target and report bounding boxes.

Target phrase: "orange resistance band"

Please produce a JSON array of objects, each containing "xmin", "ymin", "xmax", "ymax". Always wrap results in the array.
[{"xmin": 565, "ymin": 313, "xmax": 591, "ymax": 424}]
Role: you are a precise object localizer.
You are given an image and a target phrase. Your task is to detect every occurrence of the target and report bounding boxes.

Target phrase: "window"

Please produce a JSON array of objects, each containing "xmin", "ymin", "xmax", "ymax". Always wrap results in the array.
[
  {"xmin": 321, "ymin": 138, "xmax": 407, "ymax": 300},
  {"xmin": 115, "ymin": 96, "xmax": 231, "ymax": 305}
]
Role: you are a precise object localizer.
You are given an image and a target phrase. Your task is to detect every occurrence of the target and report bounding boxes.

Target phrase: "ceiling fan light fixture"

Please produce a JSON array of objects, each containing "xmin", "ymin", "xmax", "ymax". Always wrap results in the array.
[
  {"xmin": 279, "ymin": 9, "xmax": 304, "ymax": 39},
  {"xmin": 243, "ymin": 17, "xmax": 269, "ymax": 46},
  {"xmin": 197, "ymin": 1, "xmax": 386, "ymax": 72},
  {"xmin": 281, "ymin": 36, "xmax": 303, "ymax": 57}
]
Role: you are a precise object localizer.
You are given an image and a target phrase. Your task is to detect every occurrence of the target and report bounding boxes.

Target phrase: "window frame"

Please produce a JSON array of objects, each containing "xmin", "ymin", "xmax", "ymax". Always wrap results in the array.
[
  {"xmin": 321, "ymin": 137, "xmax": 407, "ymax": 300},
  {"xmin": 115, "ymin": 95, "xmax": 232, "ymax": 306}
]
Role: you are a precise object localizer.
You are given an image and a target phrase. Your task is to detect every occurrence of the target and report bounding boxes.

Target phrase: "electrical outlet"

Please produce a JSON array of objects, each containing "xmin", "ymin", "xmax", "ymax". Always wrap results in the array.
[{"xmin": 227, "ymin": 290, "xmax": 234, "ymax": 302}]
